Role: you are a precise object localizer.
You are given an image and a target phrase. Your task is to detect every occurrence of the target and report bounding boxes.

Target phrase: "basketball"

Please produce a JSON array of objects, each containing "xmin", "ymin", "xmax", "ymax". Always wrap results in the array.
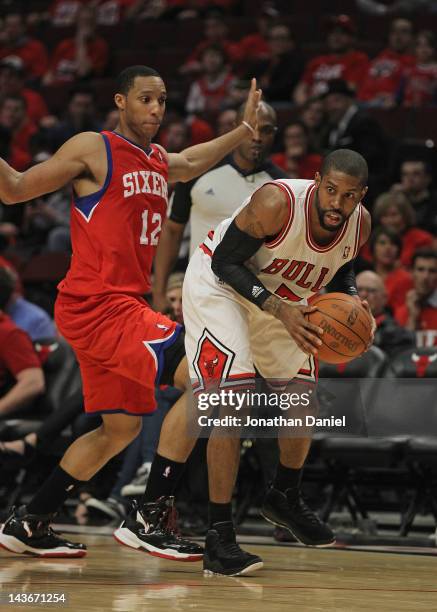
[{"xmin": 308, "ymin": 292, "xmax": 372, "ymax": 364}]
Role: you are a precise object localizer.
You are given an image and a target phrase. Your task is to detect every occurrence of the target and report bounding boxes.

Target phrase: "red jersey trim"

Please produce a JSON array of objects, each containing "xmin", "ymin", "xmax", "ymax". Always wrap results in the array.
[
  {"xmin": 264, "ymin": 181, "xmax": 295, "ymax": 249},
  {"xmin": 200, "ymin": 243, "xmax": 212, "ymax": 257},
  {"xmin": 305, "ymin": 184, "xmax": 349, "ymax": 252},
  {"xmin": 352, "ymin": 205, "xmax": 363, "ymax": 258},
  {"xmin": 264, "ymin": 357, "xmax": 318, "ymax": 389},
  {"xmin": 296, "ymin": 354, "xmax": 319, "ymax": 382},
  {"xmin": 192, "ymin": 372, "xmax": 256, "ymax": 395}
]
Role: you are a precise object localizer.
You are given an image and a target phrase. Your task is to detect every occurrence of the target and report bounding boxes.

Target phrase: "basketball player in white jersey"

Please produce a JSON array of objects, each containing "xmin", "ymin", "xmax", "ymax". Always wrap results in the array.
[{"xmin": 182, "ymin": 148, "xmax": 375, "ymax": 575}]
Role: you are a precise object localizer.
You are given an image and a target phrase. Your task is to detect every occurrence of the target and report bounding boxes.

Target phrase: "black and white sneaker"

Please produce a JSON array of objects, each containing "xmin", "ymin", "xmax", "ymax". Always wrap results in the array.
[
  {"xmin": 203, "ymin": 521, "xmax": 263, "ymax": 576},
  {"xmin": 261, "ymin": 486, "xmax": 335, "ymax": 547},
  {"xmin": 113, "ymin": 497, "xmax": 203, "ymax": 561},
  {"xmin": 0, "ymin": 506, "xmax": 87, "ymax": 558}
]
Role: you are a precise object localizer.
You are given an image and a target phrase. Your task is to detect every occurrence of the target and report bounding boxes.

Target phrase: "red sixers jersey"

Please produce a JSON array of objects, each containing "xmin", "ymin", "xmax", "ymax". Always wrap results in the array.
[{"xmin": 58, "ymin": 130, "xmax": 168, "ymax": 298}]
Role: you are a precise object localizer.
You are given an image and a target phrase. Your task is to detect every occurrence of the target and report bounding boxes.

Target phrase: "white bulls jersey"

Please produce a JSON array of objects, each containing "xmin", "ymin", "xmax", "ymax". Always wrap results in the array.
[
  {"xmin": 183, "ymin": 178, "xmax": 364, "ymax": 390},
  {"xmin": 201, "ymin": 178, "xmax": 363, "ymax": 304}
]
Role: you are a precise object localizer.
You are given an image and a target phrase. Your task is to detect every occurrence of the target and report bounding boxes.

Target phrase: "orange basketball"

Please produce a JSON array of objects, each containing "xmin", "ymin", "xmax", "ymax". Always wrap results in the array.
[{"xmin": 308, "ymin": 292, "xmax": 372, "ymax": 364}]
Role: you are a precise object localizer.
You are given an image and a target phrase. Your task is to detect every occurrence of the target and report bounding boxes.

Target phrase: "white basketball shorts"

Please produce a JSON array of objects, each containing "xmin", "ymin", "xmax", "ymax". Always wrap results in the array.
[{"xmin": 183, "ymin": 247, "xmax": 318, "ymax": 393}]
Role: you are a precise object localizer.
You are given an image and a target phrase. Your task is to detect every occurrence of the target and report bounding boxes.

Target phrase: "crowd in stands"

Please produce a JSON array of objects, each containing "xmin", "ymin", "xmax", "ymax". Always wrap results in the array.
[{"xmin": 0, "ymin": 0, "xmax": 437, "ymax": 525}]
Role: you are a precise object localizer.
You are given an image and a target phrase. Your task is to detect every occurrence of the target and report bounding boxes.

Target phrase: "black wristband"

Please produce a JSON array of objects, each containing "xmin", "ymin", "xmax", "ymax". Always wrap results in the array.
[{"xmin": 211, "ymin": 220, "xmax": 272, "ymax": 309}]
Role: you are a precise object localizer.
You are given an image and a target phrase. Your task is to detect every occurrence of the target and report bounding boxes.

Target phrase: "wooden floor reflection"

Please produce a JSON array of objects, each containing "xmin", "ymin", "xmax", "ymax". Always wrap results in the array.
[{"xmin": 1, "ymin": 535, "xmax": 437, "ymax": 611}]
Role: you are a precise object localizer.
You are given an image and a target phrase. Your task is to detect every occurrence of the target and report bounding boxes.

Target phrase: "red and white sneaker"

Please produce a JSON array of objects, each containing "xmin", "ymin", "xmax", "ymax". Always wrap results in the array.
[
  {"xmin": 114, "ymin": 496, "xmax": 203, "ymax": 561},
  {"xmin": 0, "ymin": 506, "xmax": 87, "ymax": 557}
]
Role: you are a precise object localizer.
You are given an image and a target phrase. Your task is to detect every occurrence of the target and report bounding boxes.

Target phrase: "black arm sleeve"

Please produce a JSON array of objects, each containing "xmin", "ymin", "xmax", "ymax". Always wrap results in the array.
[
  {"xmin": 168, "ymin": 179, "xmax": 195, "ymax": 224},
  {"xmin": 326, "ymin": 259, "xmax": 358, "ymax": 296},
  {"xmin": 211, "ymin": 220, "xmax": 272, "ymax": 309}
]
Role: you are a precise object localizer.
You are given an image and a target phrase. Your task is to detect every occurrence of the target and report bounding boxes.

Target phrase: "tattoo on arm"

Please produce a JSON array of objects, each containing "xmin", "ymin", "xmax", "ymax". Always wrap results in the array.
[
  {"xmin": 236, "ymin": 183, "xmax": 288, "ymax": 239},
  {"xmin": 262, "ymin": 295, "xmax": 284, "ymax": 317},
  {"xmin": 239, "ymin": 207, "xmax": 269, "ymax": 239}
]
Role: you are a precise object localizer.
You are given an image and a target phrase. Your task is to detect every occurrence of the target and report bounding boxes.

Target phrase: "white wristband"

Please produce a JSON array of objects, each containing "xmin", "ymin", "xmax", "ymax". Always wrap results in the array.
[{"xmin": 241, "ymin": 120, "xmax": 255, "ymax": 135}]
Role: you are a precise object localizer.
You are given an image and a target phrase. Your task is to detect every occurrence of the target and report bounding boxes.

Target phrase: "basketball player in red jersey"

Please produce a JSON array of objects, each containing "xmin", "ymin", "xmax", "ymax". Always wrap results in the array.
[{"xmin": 0, "ymin": 66, "xmax": 261, "ymax": 559}]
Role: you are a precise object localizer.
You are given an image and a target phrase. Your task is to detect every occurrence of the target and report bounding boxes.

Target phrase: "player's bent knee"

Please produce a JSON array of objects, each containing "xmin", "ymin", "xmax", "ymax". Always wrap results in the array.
[{"xmin": 101, "ymin": 414, "xmax": 142, "ymax": 444}]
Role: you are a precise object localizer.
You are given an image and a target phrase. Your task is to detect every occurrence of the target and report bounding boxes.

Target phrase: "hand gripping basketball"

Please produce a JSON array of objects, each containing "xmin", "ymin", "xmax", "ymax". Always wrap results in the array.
[
  {"xmin": 307, "ymin": 292, "xmax": 374, "ymax": 364},
  {"xmin": 277, "ymin": 302, "xmax": 324, "ymax": 357}
]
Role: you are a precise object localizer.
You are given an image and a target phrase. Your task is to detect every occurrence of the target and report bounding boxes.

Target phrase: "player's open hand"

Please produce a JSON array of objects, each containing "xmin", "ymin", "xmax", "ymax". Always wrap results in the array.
[
  {"xmin": 279, "ymin": 303, "xmax": 323, "ymax": 357},
  {"xmin": 242, "ymin": 78, "xmax": 262, "ymax": 132}
]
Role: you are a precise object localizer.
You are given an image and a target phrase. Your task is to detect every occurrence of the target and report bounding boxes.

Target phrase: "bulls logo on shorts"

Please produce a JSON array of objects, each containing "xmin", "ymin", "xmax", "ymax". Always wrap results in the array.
[{"xmin": 192, "ymin": 329, "xmax": 235, "ymax": 393}]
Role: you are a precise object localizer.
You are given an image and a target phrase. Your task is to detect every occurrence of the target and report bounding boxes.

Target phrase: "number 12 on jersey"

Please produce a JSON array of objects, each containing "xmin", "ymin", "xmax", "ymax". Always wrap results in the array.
[{"xmin": 140, "ymin": 210, "xmax": 162, "ymax": 245}]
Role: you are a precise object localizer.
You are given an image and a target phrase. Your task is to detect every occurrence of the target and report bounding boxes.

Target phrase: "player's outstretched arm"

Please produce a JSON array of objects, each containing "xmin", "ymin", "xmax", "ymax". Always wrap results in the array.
[
  {"xmin": 167, "ymin": 78, "xmax": 261, "ymax": 183},
  {"xmin": 0, "ymin": 132, "xmax": 103, "ymax": 204},
  {"xmin": 211, "ymin": 183, "xmax": 323, "ymax": 356}
]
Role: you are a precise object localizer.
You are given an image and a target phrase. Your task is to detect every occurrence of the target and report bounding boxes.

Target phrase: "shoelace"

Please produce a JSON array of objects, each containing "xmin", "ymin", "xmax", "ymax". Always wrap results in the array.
[
  {"xmin": 27, "ymin": 519, "xmax": 52, "ymax": 538},
  {"xmin": 163, "ymin": 505, "xmax": 182, "ymax": 537},
  {"xmin": 221, "ymin": 538, "xmax": 242, "ymax": 557},
  {"xmin": 289, "ymin": 496, "xmax": 322, "ymax": 525}
]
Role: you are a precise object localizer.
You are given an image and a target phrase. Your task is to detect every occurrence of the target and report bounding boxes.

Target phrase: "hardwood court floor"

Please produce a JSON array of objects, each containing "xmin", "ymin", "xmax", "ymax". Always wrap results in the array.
[{"xmin": 1, "ymin": 535, "xmax": 437, "ymax": 611}]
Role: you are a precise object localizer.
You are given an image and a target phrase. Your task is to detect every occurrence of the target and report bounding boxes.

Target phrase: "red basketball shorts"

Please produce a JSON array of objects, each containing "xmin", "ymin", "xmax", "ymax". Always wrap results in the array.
[{"xmin": 55, "ymin": 293, "xmax": 183, "ymax": 415}]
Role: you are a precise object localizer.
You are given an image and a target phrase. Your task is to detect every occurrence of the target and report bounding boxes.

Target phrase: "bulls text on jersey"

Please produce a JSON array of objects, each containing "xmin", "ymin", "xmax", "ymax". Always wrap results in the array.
[{"xmin": 261, "ymin": 258, "xmax": 330, "ymax": 293}]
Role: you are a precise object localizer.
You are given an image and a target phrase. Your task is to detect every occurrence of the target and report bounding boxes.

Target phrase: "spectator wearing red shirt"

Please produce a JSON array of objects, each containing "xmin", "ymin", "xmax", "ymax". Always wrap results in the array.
[
  {"xmin": 235, "ymin": 5, "xmax": 277, "ymax": 67},
  {"xmin": 0, "ymin": 57, "xmax": 49, "ymax": 126},
  {"xmin": 373, "ymin": 191, "xmax": 434, "ymax": 267},
  {"xmin": 43, "ymin": 5, "xmax": 109, "ymax": 86},
  {"xmin": 185, "ymin": 115, "xmax": 214, "ymax": 145},
  {"xmin": 0, "ymin": 278, "xmax": 44, "ymax": 419},
  {"xmin": 271, "ymin": 121, "xmax": 321, "ymax": 179},
  {"xmin": 402, "ymin": 30, "xmax": 437, "ymax": 108},
  {"xmin": 185, "ymin": 45, "xmax": 235, "ymax": 116},
  {"xmin": 180, "ymin": 11, "xmax": 240, "ymax": 76},
  {"xmin": 367, "ymin": 226, "xmax": 413, "ymax": 312},
  {"xmin": 395, "ymin": 248, "xmax": 437, "ymax": 347},
  {"xmin": 358, "ymin": 18, "xmax": 415, "ymax": 108},
  {"xmin": 294, "ymin": 14, "xmax": 369, "ymax": 105},
  {"xmin": 0, "ymin": 95, "xmax": 37, "ymax": 171},
  {"xmin": 0, "ymin": 11, "xmax": 48, "ymax": 83}
]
